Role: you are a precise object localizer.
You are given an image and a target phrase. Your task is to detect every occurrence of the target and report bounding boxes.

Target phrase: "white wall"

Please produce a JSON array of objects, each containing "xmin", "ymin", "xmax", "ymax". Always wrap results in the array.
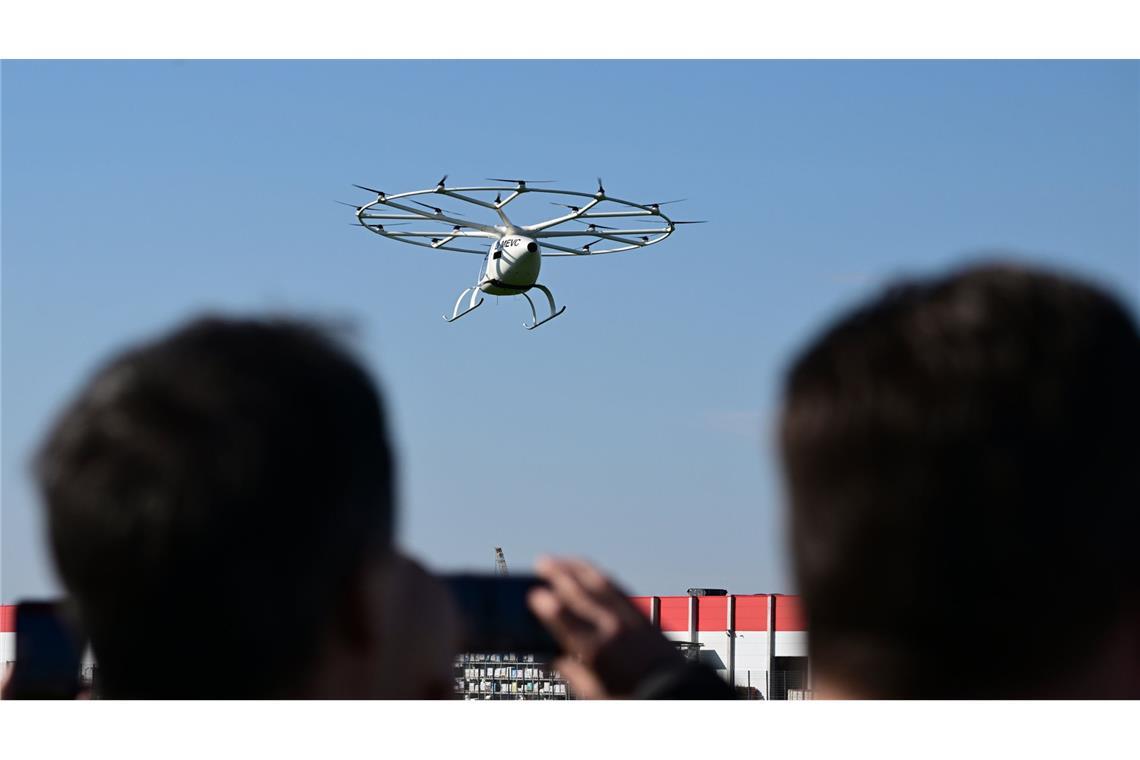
[
  {"xmin": 1, "ymin": 632, "xmax": 15, "ymax": 666},
  {"xmin": 732, "ymin": 630, "xmax": 770, "ymax": 692},
  {"xmin": 774, "ymin": 631, "xmax": 808, "ymax": 657},
  {"xmin": 665, "ymin": 629, "xmax": 775, "ymax": 694}
]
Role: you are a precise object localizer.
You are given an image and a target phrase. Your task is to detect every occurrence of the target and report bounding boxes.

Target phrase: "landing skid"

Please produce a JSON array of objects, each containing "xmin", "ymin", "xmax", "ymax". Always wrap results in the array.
[
  {"xmin": 522, "ymin": 284, "xmax": 566, "ymax": 330},
  {"xmin": 443, "ymin": 286, "xmax": 484, "ymax": 323},
  {"xmin": 443, "ymin": 281, "xmax": 564, "ymax": 330}
]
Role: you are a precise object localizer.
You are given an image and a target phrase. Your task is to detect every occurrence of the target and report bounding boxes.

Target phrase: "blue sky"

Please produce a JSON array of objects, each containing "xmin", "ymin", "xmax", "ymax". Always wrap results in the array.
[{"xmin": 2, "ymin": 60, "xmax": 1137, "ymax": 602}]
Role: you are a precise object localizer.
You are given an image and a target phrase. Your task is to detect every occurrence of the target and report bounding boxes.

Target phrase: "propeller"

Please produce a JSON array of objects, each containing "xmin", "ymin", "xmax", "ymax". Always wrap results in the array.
[
  {"xmin": 353, "ymin": 184, "xmax": 386, "ymax": 198},
  {"xmin": 487, "ymin": 177, "xmax": 556, "ymax": 187},
  {"xmin": 573, "ymin": 219, "xmax": 619, "ymax": 231},
  {"xmin": 595, "ymin": 177, "xmax": 606, "ymax": 197},
  {"xmin": 551, "ymin": 201, "xmax": 582, "ymax": 212},
  {"xmin": 580, "ymin": 238, "xmax": 603, "ymax": 253},
  {"xmin": 355, "ymin": 222, "xmax": 409, "ymax": 229},
  {"xmin": 436, "ymin": 174, "xmax": 448, "ymax": 188},
  {"xmin": 411, "ymin": 199, "xmax": 465, "ymax": 216},
  {"xmin": 671, "ymin": 220, "xmax": 708, "ymax": 225},
  {"xmin": 340, "ymin": 199, "xmax": 408, "ymax": 215},
  {"xmin": 359, "ymin": 215, "xmax": 411, "ymax": 222},
  {"xmin": 645, "ymin": 199, "xmax": 686, "ymax": 211},
  {"xmin": 494, "ymin": 193, "xmax": 502, "ymax": 205}
]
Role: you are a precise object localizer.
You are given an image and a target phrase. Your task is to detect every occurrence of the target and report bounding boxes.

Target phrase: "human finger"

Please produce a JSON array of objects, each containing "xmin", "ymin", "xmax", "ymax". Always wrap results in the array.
[
  {"xmin": 557, "ymin": 558, "xmax": 644, "ymax": 623},
  {"xmin": 549, "ymin": 557, "xmax": 653, "ymax": 631},
  {"xmin": 527, "ymin": 586, "xmax": 596, "ymax": 657},
  {"xmin": 534, "ymin": 557, "xmax": 616, "ymax": 628},
  {"xmin": 552, "ymin": 657, "xmax": 609, "ymax": 700}
]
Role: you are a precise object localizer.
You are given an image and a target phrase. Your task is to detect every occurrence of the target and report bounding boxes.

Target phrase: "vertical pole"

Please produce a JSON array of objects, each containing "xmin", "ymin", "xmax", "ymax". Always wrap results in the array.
[
  {"xmin": 726, "ymin": 595, "xmax": 736, "ymax": 687},
  {"xmin": 688, "ymin": 595, "xmax": 698, "ymax": 646},
  {"xmin": 767, "ymin": 594, "xmax": 777, "ymax": 700},
  {"xmin": 649, "ymin": 596, "xmax": 660, "ymax": 629}
]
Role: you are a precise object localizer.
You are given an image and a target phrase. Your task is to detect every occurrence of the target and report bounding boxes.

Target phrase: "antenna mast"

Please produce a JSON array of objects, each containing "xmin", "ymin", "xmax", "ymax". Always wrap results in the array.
[{"xmin": 494, "ymin": 547, "xmax": 509, "ymax": 576}]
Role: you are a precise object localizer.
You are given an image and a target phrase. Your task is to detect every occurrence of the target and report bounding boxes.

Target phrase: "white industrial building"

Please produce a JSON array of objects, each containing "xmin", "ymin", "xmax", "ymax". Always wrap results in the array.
[{"xmin": 632, "ymin": 592, "xmax": 809, "ymax": 698}]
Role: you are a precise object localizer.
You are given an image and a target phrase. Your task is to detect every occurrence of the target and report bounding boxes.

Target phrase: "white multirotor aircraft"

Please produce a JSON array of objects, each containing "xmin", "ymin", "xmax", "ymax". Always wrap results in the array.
[{"xmin": 347, "ymin": 176, "xmax": 703, "ymax": 330}]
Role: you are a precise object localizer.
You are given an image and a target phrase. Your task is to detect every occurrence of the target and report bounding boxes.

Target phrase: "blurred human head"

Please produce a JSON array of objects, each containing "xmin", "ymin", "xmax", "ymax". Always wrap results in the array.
[
  {"xmin": 780, "ymin": 262, "xmax": 1140, "ymax": 698},
  {"xmin": 35, "ymin": 316, "xmax": 450, "ymax": 698}
]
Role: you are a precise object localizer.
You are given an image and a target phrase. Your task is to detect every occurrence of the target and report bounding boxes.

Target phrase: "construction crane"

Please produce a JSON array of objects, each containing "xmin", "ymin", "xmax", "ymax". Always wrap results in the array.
[{"xmin": 494, "ymin": 547, "xmax": 509, "ymax": 576}]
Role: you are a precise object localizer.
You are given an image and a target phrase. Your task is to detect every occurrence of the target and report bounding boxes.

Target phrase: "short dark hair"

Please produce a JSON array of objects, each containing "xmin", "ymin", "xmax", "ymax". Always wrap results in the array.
[
  {"xmin": 36, "ymin": 317, "xmax": 394, "ymax": 698},
  {"xmin": 781, "ymin": 263, "xmax": 1140, "ymax": 697}
]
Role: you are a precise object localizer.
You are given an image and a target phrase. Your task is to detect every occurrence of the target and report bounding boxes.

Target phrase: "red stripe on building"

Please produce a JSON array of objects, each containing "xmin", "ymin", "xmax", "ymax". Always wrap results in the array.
[
  {"xmin": 658, "ymin": 598, "xmax": 689, "ymax": 632},
  {"xmin": 696, "ymin": 596, "xmax": 728, "ymax": 631},
  {"xmin": 0, "ymin": 605, "xmax": 15, "ymax": 633},
  {"xmin": 734, "ymin": 596, "xmax": 769, "ymax": 631},
  {"xmin": 649, "ymin": 595, "xmax": 803, "ymax": 632},
  {"xmin": 776, "ymin": 595, "xmax": 806, "ymax": 631}
]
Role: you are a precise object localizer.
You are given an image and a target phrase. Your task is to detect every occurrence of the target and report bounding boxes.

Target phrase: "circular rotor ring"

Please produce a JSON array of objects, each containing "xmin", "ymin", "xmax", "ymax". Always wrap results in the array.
[{"xmin": 351, "ymin": 180, "xmax": 686, "ymax": 257}]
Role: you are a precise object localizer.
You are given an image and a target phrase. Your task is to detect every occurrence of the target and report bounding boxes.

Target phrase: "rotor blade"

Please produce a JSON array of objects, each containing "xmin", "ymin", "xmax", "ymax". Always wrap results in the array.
[
  {"xmin": 356, "ymin": 222, "xmax": 409, "ymax": 227},
  {"xmin": 573, "ymin": 219, "xmax": 619, "ymax": 230},
  {"xmin": 550, "ymin": 201, "xmax": 582, "ymax": 211},
  {"xmin": 336, "ymin": 200, "xmax": 363, "ymax": 209},
  {"xmin": 486, "ymin": 177, "xmax": 557, "ymax": 184},
  {"xmin": 647, "ymin": 199, "xmax": 687, "ymax": 207},
  {"xmin": 596, "ymin": 177, "xmax": 605, "ymax": 194},
  {"xmin": 353, "ymin": 184, "xmax": 385, "ymax": 195},
  {"xmin": 437, "ymin": 174, "xmax": 448, "ymax": 186},
  {"xmin": 411, "ymin": 199, "xmax": 465, "ymax": 216},
  {"xmin": 672, "ymin": 220, "xmax": 708, "ymax": 224}
]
